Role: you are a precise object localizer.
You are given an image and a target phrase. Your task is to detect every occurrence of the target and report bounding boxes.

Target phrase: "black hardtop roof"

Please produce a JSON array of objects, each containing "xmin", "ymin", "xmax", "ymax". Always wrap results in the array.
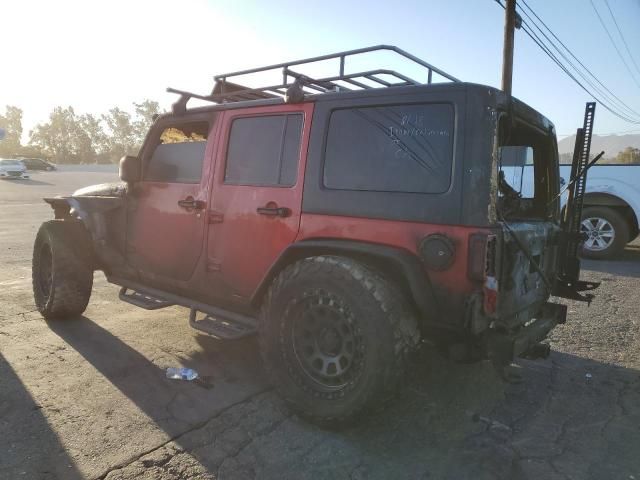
[{"xmin": 164, "ymin": 81, "xmax": 555, "ymax": 133}]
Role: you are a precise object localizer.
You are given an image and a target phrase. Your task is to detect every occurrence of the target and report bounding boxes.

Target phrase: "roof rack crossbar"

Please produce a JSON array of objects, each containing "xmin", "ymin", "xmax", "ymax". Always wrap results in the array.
[
  {"xmin": 167, "ymin": 45, "xmax": 459, "ymax": 110},
  {"xmin": 284, "ymin": 69, "xmax": 345, "ymax": 92},
  {"xmin": 364, "ymin": 74, "xmax": 392, "ymax": 87},
  {"xmin": 340, "ymin": 77, "xmax": 372, "ymax": 89}
]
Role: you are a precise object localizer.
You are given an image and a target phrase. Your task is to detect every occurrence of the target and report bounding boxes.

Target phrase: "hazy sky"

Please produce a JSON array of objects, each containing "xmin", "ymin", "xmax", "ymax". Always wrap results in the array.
[{"xmin": 2, "ymin": 0, "xmax": 640, "ymax": 139}]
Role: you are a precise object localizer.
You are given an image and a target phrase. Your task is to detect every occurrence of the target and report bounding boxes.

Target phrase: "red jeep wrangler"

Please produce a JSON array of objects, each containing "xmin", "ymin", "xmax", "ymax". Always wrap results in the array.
[{"xmin": 33, "ymin": 46, "xmax": 598, "ymax": 425}]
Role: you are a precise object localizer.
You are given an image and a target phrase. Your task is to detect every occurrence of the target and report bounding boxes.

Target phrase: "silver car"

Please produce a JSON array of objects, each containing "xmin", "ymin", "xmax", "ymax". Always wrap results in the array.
[{"xmin": 0, "ymin": 159, "xmax": 30, "ymax": 179}]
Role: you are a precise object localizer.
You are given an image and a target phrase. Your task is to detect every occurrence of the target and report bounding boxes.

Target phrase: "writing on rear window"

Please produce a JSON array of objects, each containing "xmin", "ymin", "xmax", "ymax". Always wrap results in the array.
[{"xmin": 323, "ymin": 103, "xmax": 454, "ymax": 194}]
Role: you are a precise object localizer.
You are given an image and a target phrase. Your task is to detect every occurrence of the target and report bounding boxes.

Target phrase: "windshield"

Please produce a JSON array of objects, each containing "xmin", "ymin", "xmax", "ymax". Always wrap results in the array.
[
  {"xmin": 496, "ymin": 118, "xmax": 559, "ymax": 221},
  {"xmin": 0, "ymin": 160, "xmax": 22, "ymax": 166}
]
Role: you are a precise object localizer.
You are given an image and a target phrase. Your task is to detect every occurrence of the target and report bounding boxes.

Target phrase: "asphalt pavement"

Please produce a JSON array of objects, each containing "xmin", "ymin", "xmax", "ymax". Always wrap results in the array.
[{"xmin": 0, "ymin": 168, "xmax": 639, "ymax": 480}]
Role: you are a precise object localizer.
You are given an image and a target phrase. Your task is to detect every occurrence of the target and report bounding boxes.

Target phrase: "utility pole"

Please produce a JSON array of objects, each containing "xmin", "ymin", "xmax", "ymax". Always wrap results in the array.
[{"xmin": 501, "ymin": 0, "xmax": 517, "ymax": 97}]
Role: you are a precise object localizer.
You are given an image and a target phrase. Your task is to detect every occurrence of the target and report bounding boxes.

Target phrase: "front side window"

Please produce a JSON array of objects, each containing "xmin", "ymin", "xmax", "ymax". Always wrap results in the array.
[
  {"xmin": 144, "ymin": 121, "xmax": 209, "ymax": 183},
  {"xmin": 323, "ymin": 103, "xmax": 454, "ymax": 194},
  {"xmin": 224, "ymin": 114, "xmax": 303, "ymax": 187}
]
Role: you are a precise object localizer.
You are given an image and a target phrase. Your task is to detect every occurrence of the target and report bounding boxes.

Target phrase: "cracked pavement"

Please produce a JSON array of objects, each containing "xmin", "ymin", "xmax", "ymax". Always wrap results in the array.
[{"xmin": 1, "ymin": 168, "xmax": 639, "ymax": 479}]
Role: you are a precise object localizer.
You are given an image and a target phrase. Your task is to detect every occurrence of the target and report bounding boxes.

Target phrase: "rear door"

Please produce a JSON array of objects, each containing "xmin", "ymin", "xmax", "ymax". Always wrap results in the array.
[
  {"xmin": 206, "ymin": 104, "xmax": 313, "ymax": 300},
  {"xmin": 128, "ymin": 113, "xmax": 216, "ymax": 285}
]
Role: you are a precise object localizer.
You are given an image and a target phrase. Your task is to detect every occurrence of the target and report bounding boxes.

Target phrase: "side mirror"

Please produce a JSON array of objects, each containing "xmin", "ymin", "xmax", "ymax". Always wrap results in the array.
[{"xmin": 119, "ymin": 155, "xmax": 141, "ymax": 183}]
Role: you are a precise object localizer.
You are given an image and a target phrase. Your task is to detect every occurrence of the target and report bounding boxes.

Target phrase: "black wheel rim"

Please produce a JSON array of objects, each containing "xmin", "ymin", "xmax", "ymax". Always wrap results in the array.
[
  {"xmin": 38, "ymin": 243, "xmax": 53, "ymax": 299},
  {"xmin": 289, "ymin": 292, "xmax": 363, "ymax": 390}
]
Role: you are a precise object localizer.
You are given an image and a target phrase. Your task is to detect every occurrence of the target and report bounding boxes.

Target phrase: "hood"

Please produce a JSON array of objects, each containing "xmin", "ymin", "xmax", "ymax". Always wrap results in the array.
[{"xmin": 72, "ymin": 182, "xmax": 127, "ymax": 197}]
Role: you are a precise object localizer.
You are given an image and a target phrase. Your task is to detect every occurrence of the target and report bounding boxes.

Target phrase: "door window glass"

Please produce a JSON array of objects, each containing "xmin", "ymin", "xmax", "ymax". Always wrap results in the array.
[
  {"xmin": 145, "ymin": 121, "xmax": 209, "ymax": 183},
  {"xmin": 224, "ymin": 114, "xmax": 303, "ymax": 186}
]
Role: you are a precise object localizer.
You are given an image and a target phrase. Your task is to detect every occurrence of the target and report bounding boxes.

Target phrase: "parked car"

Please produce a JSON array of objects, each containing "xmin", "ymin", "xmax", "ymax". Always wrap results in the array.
[
  {"xmin": 0, "ymin": 159, "xmax": 30, "ymax": 179},
  {"xmin": 501, "ymin": 155, "xmax": 640, "ymax": 259},
  {"xmin": 32, "ymin": 46, "xmax": 597, "ymax": 426},
  {"xmin": 19, "ymin": 157, "xmax": 57, "ymax": 171}
]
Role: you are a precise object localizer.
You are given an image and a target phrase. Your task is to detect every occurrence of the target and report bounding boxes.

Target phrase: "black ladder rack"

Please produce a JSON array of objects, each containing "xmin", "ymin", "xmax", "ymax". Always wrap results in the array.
[{"xmin": 167, "ymin": 45, "xmax": 460, "ymax": 110}]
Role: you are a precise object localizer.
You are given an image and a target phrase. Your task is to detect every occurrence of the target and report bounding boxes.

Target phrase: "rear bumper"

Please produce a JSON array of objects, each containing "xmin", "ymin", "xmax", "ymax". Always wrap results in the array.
[{"xmin": 486, "ymin": 302, "xmax": 567, "ymax": 364}]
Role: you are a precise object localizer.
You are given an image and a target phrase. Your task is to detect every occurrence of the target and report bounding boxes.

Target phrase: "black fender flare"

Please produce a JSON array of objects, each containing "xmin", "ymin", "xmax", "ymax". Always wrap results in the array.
[
  {"xmin": 44, "ymin": 196, "xmax": 123, "ymax": 239},
  {"xmin": 43, "ymin": 196, "xmax": 127, "ymax": 271},
  {"xmin": 251, "ymin": 239, "xmax": 440, "ymax": 323}
]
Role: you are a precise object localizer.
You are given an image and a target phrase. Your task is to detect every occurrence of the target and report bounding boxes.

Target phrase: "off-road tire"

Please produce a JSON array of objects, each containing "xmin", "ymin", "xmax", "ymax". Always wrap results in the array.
[
  {"xmin": 32, "ymin": 220, "xmax": 94, "ymax": 319},
  {"xmin": 580, "ymin": 206, "xmax": 629, "ymax": 260},
  {"xmin": 259, "ymin": 255, "xmax": 420, "ymax": 427}
]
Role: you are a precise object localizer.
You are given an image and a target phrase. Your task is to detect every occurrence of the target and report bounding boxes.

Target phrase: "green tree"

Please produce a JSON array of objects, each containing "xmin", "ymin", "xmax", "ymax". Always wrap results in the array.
[
  {"xmin": 29, "ymin": 107, "xmax": 77, "ymax": 163},
  {"xmin": 133, "ymin": 99, "xmax": 161, "ymax": 144},
  {"xmin": 29, "ymin": 107, "xmax": 107, "ymax": 164},
  {"xmin": 78, "ymin": 113, "xmax": 108, "ymax": 159},
  {"xmin": 22, "ymin": 99, "xmax": 163, "ymax": 164},
  {"xmin": 0, "ymin": 106, "xmax": 24, "ymax": 156},
  {"xmin": 102, "ymin": 107, "xmax": 137, "ymax": 162},
  {"xmin": 614, "ymin": 147, "xmax": 640, "ymax": 164}
]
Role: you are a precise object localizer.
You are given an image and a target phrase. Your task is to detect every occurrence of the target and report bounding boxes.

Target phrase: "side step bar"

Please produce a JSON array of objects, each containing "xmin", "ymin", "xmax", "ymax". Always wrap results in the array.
[
  {"xmin": 119, "ymin": 287, "xmax": 175, "ymax": 310},
  {"xmin": 113, "ymin": 278, "xmax": 257, "ymax": 340},
  {"xmin": 189, "ymin": 308, "xmax": 256, "ymax": 340}
]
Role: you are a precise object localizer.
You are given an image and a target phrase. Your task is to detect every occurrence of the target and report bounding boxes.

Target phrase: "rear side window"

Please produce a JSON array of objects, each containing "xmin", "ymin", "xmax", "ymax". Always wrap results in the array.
[
  {"xmin": 145, "ymin": 121, "xmax": 209, "ymax": 183},
  {"xmin": 323, "ymin": 103, "xmax": 454, "ymax": 193},
  {"xmin": 224, "ymin": 114, "xmax": 302, "ymax": 186}
]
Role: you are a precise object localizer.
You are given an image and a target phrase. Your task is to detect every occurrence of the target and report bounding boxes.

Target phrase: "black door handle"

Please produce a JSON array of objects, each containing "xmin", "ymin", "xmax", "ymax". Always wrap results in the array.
[
  {"xmin": 178, "ymin": 198, "xmax": 205, "ymax": 210},
  {"xmin": 257, "ymin": 206, "xmax": 291, "ymax": 217}
]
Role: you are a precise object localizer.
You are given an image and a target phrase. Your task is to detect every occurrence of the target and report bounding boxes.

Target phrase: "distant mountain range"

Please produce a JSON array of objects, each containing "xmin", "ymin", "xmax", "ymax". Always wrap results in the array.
[{"xmin": 558, "ymin": 134, "xmax": 640, "ymax": 158}]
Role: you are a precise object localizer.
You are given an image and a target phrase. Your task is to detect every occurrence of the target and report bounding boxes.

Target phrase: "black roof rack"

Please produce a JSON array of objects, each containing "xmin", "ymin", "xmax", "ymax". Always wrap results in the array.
[{"xmin": 167, "ymin": 45, "xmax": 460, "ymax": 113}]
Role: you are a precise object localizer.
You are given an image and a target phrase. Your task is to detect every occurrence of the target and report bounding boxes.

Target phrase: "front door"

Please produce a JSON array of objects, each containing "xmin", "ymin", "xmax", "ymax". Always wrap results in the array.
[
  {"xmin": 205, "ymin": 104, "xmax": 313, "ymax": 301},
  {"xmin": 128, "ymin": 114, "xmax": 216, "ymax": 285}
]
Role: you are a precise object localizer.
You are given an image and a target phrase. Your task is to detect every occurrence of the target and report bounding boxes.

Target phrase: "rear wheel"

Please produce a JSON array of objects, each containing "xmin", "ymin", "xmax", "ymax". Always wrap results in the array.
[
  {"xmin": 259, "ymin": 256, "xmax": 420, "ymax": 426},
  {"xmin": 580, "ymin": 206, "xmax": 629, "ymax": 260},
  {"xmin": 32, "ymin": 220, "xmax": 94, "ymax": 319}
]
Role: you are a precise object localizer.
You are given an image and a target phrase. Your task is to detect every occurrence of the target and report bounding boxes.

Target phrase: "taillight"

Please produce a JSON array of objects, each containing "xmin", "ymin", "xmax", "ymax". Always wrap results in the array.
[
  {"xmin": 468, "ymin": 233, "xmax": 498, "ymax": 314},
  {"xmin": 468, "ymin": 233, "xmax": 493, "ymax": 281}
]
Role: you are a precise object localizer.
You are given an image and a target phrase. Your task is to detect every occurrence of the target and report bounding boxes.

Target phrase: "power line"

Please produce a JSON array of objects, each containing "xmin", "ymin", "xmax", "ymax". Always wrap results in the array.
[
  {"xmin": 519, "ymin": 0, "xmax": 640, "ymax": 119},
  {"xmin": 493, "ymin": 0, "xmax": 640, "ymax": 124},
  {"xmin": 521, "ymin": 20, "xmax": 639, "ymax": 123},
  {"xmin": 603, "ymin": 0, "xmax": 640, "ymax": 78},
  {"xmin": 589, "ymin": 0, "xmax": 640, "ymax": 90}
]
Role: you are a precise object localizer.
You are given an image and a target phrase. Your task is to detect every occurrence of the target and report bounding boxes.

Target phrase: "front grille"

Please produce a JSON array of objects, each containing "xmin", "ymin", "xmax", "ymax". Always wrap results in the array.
[{"xmin": 7, "ymin": 171, "xmax": 22, "ymax": 177}]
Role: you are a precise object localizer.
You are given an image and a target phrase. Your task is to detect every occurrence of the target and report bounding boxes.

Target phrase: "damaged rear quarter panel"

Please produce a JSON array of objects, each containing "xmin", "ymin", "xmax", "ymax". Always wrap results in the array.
[{"xmin": 496, "ymin": 221, "xmax": 560, "ymax": 327}]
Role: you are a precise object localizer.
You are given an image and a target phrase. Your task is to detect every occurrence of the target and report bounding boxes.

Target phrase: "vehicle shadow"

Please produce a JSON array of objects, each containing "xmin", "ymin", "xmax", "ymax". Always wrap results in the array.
[
  {"xmin": 45, "ymin": 315, "xmax": 265, "ymax": 468},
  {"xmin": 582, "ymin": 244, "xmax": 640, "ymax": 278},
  {"xmin": 0, "ymin": 352, "xmax": 84, "ymax": 480},
  {"xmin": 44, "ymin": 316, "xmax": 640, "ymax": 480},
  {"xmin": 250, "ymin": 348, "xmax": 640, "ymax": 480}
]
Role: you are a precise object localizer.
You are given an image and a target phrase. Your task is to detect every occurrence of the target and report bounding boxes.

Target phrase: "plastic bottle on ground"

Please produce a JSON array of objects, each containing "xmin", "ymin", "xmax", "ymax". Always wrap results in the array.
[{"xmin": 166, "ymin": 367, "xmax": 198, "ymax": 381}]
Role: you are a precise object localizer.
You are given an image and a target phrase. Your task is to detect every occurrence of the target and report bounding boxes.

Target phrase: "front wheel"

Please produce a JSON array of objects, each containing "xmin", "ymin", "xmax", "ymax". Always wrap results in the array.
[
  {"xmin": 32, "ymin": 220, "xmax": 94, "ymax": 319},
  {"xmin": 580, "ymin": 206, "xmax": 630, "ymax": 260},
  {"xmin": 259, "ymin": 256, "xmax": 420, "ymax": 426}
]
